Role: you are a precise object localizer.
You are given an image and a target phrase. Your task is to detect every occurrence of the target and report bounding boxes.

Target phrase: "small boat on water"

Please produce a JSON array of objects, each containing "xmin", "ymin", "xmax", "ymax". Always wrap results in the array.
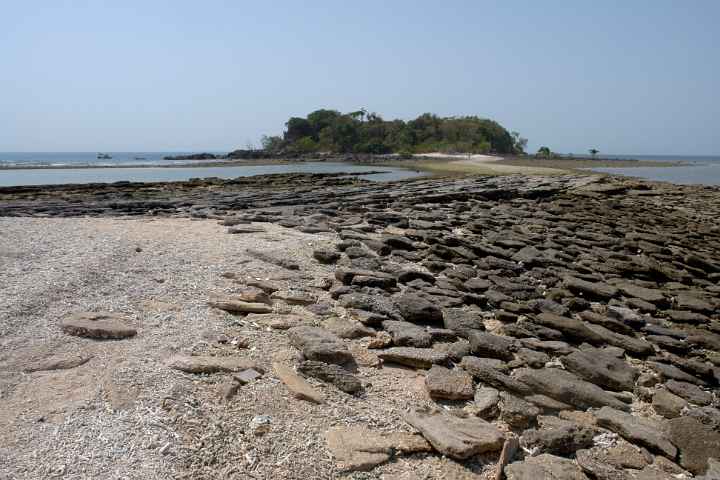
[
  {"xmin": 97, "ymin": 153, "xmax": 112, "ymax": 159},
  {"xmin": 133, "ymin": 156, "xmax": 146, "ymax": 160}
]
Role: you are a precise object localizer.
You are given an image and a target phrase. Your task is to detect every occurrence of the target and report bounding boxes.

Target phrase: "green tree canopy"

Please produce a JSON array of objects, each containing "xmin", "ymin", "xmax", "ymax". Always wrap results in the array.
[{"xmin": 266, "ymin": 109, "xmax": 523, "ymax": 155}]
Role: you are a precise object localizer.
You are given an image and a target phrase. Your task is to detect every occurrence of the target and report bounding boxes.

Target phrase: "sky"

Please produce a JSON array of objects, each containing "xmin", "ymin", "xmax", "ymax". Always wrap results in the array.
[{"xmin": 1, "ymin": 1, "xmax": 719, "ymax": 155}]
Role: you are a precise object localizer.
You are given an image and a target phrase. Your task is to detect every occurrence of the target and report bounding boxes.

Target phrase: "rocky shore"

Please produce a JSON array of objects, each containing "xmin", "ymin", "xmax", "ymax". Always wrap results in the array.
[{"xmin": 1, "ymin": 172, "xmax": 719, "ymax": 479}]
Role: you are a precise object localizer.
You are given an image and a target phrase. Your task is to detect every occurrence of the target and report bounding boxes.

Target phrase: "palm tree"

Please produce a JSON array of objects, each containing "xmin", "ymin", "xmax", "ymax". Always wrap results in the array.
[
  {"xmin": 589, "ymin": 148, "xmax": 599, "ymax": 158},
  {"xmin": 349, "ymin": 108, "xmax": 367, "ymax": 123},
  {"xmin": 537, "ymin": 146, "xmax": 552, "ymax": 159}
]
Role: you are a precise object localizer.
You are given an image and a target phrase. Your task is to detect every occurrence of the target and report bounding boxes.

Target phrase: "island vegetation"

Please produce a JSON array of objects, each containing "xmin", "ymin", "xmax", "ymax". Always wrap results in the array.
[{"xmin": 258, "ymin": 109, "xmax": 528, "ymax": 156}]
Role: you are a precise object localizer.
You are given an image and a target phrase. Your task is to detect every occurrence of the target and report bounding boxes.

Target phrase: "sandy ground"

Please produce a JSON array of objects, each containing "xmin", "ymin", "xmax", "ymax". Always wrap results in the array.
[
  {"xmin": 0, "ymin": 217, "xmax": 497, "ymax": 480},
  {"xmin": 406, "ymin": 153, "xmax": 568, "ymax": 176}
]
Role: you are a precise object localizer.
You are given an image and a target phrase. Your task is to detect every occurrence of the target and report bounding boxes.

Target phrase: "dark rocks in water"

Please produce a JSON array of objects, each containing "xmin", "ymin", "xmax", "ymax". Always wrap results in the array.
[{"xmin": 163, "ymin": 152, "xmax": 219, "ymax": 160}]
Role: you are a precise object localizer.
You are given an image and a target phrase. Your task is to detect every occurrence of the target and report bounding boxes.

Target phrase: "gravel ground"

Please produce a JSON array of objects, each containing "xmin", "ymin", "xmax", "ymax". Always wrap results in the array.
[{"xmin": 0, "ymin": 217, "xmax": 490, "ymax": 480}]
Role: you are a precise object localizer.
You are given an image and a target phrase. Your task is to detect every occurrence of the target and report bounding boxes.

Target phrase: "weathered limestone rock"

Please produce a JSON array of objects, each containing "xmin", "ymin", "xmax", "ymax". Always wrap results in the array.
[
  {"xmin": 424, "ymin": 365, "xmax": 474, "ymax": 400},
  {"xmin": 404, "ymin": 410, "xmax": 504, "ymax": 459},
  {"xmin": 532, "ymin": 313, "xmax": 605, "ymax": 344},
  {"xmin": 313, "ymin": 248, "xmax": 340, "ymax": 264},
  {"xmin": 208, "ymin": 296, "xmax": 274, "ymax": 314},
  {"xmin": 505, "ymin": 454, "xmax": 589, "ymax": 480},
  {"xmin": 287, "ymin": 326, "xmax": 354, "ymax": 365},
  {"xmin": 325, "ymin": 426, "xmax": 431, "ymax": 472},
  {"xmin": 442, "ymin": 308, "xmax": 485, "ymax": 338},
  {"xmin": 394, "ymin": 292, "xmax": 443, "ymax": 325},
  {"xmin": 167, "ymin": 355, "xmax": 263, "ymax": 374},
  {"xmin": 297, "ymin": 360, "xmax": 362, "ymax": 393},
  {"xmin": 246, "ymin": 249, "xmax": 299, "ymax": 270},
  {"xmin": 520, "ymin": 424, "xmax": 595, "ymax": 456},
  {"xmin": 665, "ymin": 416, "xmax": 720, "ymax": 475},
  {"xmin": 594, "ymin": 406, "xmax": 677, "ymax": 459},
  {"xmin": 61, "ymin": 311, "xmax": 136, "ymax": 339},
  {"xmin": 563, "ymin": 276, "xmax": 618, "ymax": 300},
  {"xmin": 274, "ymin": 362, "xmax": 324, "ymax": 404},
  {"xmin": 562, "ymin": 349, "xmax": 638, "ymax": 392},
  {"xmin": 499, "ymin": 392, "xmax": 540, "ymax": 429},
  {"xmin": 24, "ymin": 353, "xmax": 93, "ymax": 373},
  {"xmin": 664, "ymin": 379, "xmax": 713, "ymax": 406},
  {"xmin": 461, "ymin": 356, "xmax": 532, "ymax": 396},
  {"xmin": 515, "ymin": 368, "xmax": 630, "ymax": 411},
  {"xmin": 652, "ymin": 389, "xmax": 687, "ymax": 418},
  {"xmin": 377, "ymin": 347, "xmax": 448, "ymax": 369},
  {"xmin": 382, "ymin": 320, "xmax": 432, "ymax": 347},
  {"xmin": 468, "ymin": 331, "xmax": 516, "ymax": 361}
]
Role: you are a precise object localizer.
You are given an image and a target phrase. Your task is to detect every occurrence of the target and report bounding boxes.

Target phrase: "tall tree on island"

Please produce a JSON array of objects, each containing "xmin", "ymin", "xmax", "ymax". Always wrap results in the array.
[{"xmin": 589, "ymin": 148, "xmax": 599, "ymax": 158}]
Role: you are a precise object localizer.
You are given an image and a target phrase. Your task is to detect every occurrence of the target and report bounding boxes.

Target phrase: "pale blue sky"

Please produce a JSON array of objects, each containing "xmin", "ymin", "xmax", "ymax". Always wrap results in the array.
[{"xmin": 2, "ymin": 1, "xmax": 718, "ymax": 154}]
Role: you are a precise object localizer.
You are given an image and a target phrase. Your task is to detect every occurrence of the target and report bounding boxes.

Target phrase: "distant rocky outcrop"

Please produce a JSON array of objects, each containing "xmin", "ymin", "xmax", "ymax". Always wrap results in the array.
[{"xmin": 163, "ymin": 153, "xmax": 219, "ymax": 160}]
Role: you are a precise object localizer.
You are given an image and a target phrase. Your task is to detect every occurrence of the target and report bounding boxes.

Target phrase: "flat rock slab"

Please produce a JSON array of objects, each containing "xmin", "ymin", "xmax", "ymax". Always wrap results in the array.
[
  {"xmin": 594, "ymin": 406, "xmax": 677, "ymax": 459},
  {"xmin": 460, "ymin": 356, "xmax": 532, "ymax": 396},
  {"xmin": 61, "ymin": 312, "xmax": 136, "ymax": 339},
  {"xmin": 424, "ymin": 365, "xmax": 474, "ymax": 400},
  {"xmin": 167, "ymin": 355, "xmax": 263, "ymax": 374},
  {"xmin": 208, "ymin": 296, "xmax": 274, "ymax": 314},
  {"xmin": 274, "ymin": 362, "xmax": 324, "ymax": 404},
  {"xmin": 24, "ymin": 353, "xmax": 93, "ymax": 373},
  {"xmin": 298, "ymin": 360, "xmax": 362, "ymax": 393},
  {"xmin": 666, "ymin": 416, "xmax": 720, "ymax": 475},
  {"xmin": 563, "ymin": 276, "xmax": 618, "ymax": 300},
  {"xmin": 382, "ymin": 320, "xmax": 432, "ymax": 347},
  {"xmin": 394, "ymin": 292, "xmax": 443, "ymax": 325},
  {"xmin": 287, "ymin": 326, "xmax": 354, "ymax": 365},
  {"xmin": 325, "ymin": 426, "xmax": 431, "ymax": 472},
  {"xmin": 562, "ymin": 350, "xmax": 638, "ymax": 392},
  {"xmin": 404, "ymin": 410, "xmax": 504, "ymax": 459},
  {"xmin": 377, "ymin": 347, "xmax": 448, "ymax": 369},
  {"xmin": 271, "ymin": 291, "xmax": 317, "ymax": 306},
  {"xmin": 505, "ymin": 453, "xmax": 589, "ymax": 480},
  {"xmin": 520, "ymin": 425, "xmax": 595, "ymax": 456},
  {"xmin": 515, "ymin": 368, "xmax": 630, "ymax": 411},
  {"xmin": 533, "ymin": 313, "xmax": 605, "ymax": 345},
  {"xmin": 245, "ymin": 313, "xmax": 310, "ymax": 330},
  {"xmin": 246, "ymin": 249, "xmax": 300, "ymax": 270},
  {"xmin": 227, "ymin": 225, "xmax": 265, "ymax": 234},
  {"xmin": 468, "ymin": 331, "xmax": 516, "ymax": 361}
]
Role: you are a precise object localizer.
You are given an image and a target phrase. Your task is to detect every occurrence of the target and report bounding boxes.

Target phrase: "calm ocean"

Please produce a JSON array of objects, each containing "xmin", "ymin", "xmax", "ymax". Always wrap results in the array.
[
  {"xmin": 588, "ymin": 154, "xmax": 720, "ymax": 186},
  {"xmin": 0, "ymin": 152, "xmax": 719, "ymax": 187}
]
